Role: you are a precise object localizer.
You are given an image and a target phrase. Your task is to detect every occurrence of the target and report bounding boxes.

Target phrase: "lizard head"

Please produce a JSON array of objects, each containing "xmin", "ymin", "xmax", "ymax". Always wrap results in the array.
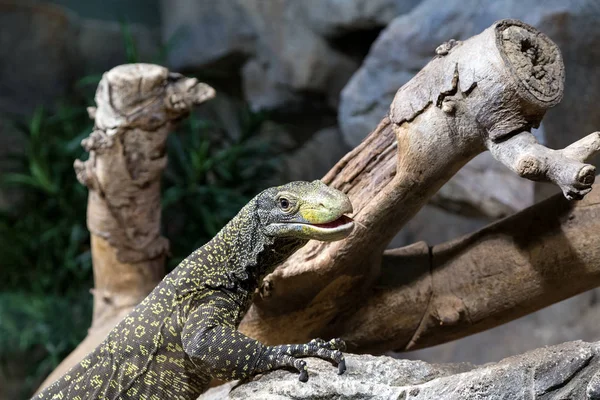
[{"xmin": 257, "ymin": 180, "xmax": 354, "ymax": 241}]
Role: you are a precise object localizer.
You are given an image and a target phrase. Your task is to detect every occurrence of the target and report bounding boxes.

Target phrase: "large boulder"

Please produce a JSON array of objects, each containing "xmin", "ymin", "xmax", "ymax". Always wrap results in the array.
[
  {"xmin": 0, "ymin": 2, "xmax": 159, "ymax": 116},
  {"xmin": 161, "ymin": 0, "xmax": 420, "ymax": 111}
]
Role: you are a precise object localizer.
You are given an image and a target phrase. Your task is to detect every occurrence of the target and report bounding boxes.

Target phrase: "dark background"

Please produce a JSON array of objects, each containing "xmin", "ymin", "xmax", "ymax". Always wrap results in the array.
[{"xmin": 1, "ymin": 0, "xmax": 600, "ymax": 398}]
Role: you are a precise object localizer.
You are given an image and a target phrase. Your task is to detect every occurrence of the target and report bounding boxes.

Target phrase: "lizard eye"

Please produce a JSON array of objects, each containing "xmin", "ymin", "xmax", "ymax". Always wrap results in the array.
[{"xmin": 279, "ymin": 198, "xmax": 291, "ymax": 211}]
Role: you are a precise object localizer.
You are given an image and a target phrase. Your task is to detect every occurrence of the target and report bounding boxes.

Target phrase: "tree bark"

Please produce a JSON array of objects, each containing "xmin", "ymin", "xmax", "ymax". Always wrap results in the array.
[
  {"xmin": 38, "ymin": 64, "xmax": 214, "ymax": 389},
  {"xmin": 331, "ymin": 179, "xmax": 600, "ymax": 354},
  {"xmin": 238, "ymin": 20, "xmax": 600, "ymax": 350}
]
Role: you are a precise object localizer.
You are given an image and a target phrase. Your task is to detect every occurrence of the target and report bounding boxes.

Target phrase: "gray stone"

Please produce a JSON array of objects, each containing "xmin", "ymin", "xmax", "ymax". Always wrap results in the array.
[
  {"xmin": 276, "ymin": 127, "xmax": 351, "ymax": 184},
  {"xmin": 0, "ymin": 2, "xmax": 80, "ymax": 114},
  {"xmin": 161, "ymin": 0, "xmax": 419, "ymax": 111},
  {"xmin": 0, "ymin": 2, "xmax": 159, "ymax": 116},
  {"xmin": 77, "ymin": 19, "xmax": 160, "ymax": 76},
  {"xmin": 160, "ymin": 0, "xmax": 256, "ymax": 70},
  {"xmin": 431, "ymin": 152, "xmax": 536, "ymax": 219},
  {"xmin": 200, "ymin": 341, "xmax": 600, "ymax": 399},
  {"xmin": 299, "ymin": 0, "xmax": 420, "ymax": 36},
  {"xmin": 388, "ymin": 204, "xmax": 490, "ymax": 249}
]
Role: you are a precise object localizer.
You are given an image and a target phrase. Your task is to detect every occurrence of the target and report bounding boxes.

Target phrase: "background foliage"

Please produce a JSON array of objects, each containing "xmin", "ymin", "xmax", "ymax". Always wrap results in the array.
[{"xmin": 0, "ymin": 28, "xmax": 277, "ymax": 397}]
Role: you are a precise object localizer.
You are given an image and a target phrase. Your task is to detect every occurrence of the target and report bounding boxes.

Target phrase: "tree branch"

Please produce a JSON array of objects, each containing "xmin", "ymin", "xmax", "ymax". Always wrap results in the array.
[
  {"xmin": 238, "ymin": 20, "xmax": 598, "ymax": 351},
  {"xmin": 331, "ymin": 179, "xmax": 600, "ymax": 353}
]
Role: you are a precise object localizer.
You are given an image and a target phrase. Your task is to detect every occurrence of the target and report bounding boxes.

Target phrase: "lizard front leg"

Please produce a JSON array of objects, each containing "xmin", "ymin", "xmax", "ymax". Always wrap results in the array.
[
  {"xmin": 181, "ymin": 301, "xmax": 346, "ymax": 382},
  {"xmin": 259, "ymin": 338, "xmax": 347, "ymax": 381}
]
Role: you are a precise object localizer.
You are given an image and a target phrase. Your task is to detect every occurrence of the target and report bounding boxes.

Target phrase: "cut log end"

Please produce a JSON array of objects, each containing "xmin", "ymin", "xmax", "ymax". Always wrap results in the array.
[{"xmin": 497, "ymin": 20, "xmax": 564, "ymax": 105}]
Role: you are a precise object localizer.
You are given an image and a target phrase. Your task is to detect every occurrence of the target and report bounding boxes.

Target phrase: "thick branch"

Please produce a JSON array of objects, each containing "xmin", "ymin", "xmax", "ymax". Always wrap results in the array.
[
  {"xmin": 76, "ymin": 63, "xmax": 214, "ymax": 328},
  {"xmin": 331, "ymin": 179, "xmax": 600, "ymax": 353},
  {"xmin": 239, "ymin": 20, "xmax": 587, "ymax": 347}
]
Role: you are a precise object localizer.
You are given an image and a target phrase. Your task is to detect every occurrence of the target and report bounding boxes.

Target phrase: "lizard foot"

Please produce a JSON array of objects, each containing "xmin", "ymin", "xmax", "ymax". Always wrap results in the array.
[
  {"xmin": 294, "ymin": 359, "xmax": 309, "ymax": 382},
  {"xmin": 338, "ymin": 358, "xmax": 346, "ymax": 375}
]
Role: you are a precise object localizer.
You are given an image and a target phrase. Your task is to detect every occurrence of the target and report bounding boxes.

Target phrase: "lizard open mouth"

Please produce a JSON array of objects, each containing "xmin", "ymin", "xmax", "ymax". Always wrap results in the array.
[
  {"xmin": 302, "ymin": 214, "xmax": 355, "ymax": 241},
  {"xmin": 310, "ymin": 214, "xmax": 354, "ymax": 229},
  {"xmin": 268, "ymin": 213, "xmax": 354, "ymax": 241}
]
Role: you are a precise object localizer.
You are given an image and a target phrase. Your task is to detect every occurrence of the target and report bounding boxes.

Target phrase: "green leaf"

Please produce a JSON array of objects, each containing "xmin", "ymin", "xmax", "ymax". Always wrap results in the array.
[
  {"xmin": 29, "ymin": 159, "xmax": 56, "ymax": 194},
  {"xmin": 1, "ymin": 172, "xmax": 46, "ymax": 190},
  {"xmin": 120, "ymin": 21, "xmax": 139, "ymax": 63},
  {"xmin": 75, "ymin": 74, "xmax": 103, "ymax": 88},
  {"xmin": 29, "ymin": 107, "xmax": 45, "ymax": 141}
]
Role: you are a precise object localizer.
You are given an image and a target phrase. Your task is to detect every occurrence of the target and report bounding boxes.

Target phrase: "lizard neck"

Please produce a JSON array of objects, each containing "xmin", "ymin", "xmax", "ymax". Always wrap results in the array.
[
  {"xmin": 180, "ymin": 200, "xmax": 307, "ymax": 294},
  {"xmin": 218, "ymin": 200, "xmax": 307, "ymax": 288}
]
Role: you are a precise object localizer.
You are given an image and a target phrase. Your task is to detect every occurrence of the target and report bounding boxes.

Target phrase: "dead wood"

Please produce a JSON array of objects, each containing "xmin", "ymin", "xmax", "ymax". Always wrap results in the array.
[
  {"xmin": 333, "ymin": 180, "xmax": 600, "ymax": 354},
  {"xmin": 238, "ymin": 20, "xmax": 600, "ymax": 350},
  {"xmin": 38, "ymin": 64, "xmax": 214, "ymax": 389}
]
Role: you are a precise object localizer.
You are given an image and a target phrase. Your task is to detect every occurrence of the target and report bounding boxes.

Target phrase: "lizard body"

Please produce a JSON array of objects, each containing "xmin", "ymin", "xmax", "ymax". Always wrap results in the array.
[{"xmin": 34, "ymin": 180, "xmax": 354, "ymax": 399}]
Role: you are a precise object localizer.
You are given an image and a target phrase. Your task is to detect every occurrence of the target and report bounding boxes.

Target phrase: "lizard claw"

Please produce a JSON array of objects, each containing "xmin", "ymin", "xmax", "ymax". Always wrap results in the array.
[
  {"xmin": 298, "ymin": 369, "xmax": 309, "ymax": 382},
  {"xmin": 338, "ymin": 358, "xmax": 346, "ymax": 375},
  {"xmin": 297, "ymin": 359, "xmax": 309, "ymax": 382}
]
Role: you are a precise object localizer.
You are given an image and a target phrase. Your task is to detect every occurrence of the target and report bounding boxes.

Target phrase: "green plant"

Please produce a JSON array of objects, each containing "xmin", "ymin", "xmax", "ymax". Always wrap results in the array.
[{"xmin": 0, "ymin": 103, "xmax": 94, "ymax": 398}]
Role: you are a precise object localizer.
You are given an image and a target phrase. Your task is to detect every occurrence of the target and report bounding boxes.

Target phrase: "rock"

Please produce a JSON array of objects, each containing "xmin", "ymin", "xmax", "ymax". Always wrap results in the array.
[
  {"xmin": 388, "ymin": 204, "xmax": 491, "ymax": 249},
  {"xmin": 77, "ymin": 19, "xmax": 160, "ymax": 76},
  {"xmin": 160, "ymin": 0, "xmax": 256, "ymax": 70},
  {"xmin": 307, "ymin": 0, "xmax": 421, "ymax": 35},
  {"xmin": 0, "ymin": 2, "xmax": 159, "ymax": 115},
  {"xmin": 276, "ymin": 127, "xmax": 351, "ymax": 184},
  {"xmin": 162, "ymin": 0, "xmax": 419, "ymax": 111},
  {"xmin": 240, "ymin": 14, "xmax": 358, "ymax": 111},
  {"xmin": 0, "ymin": 2, "xmax": 80, "ymax": 114},
  {"xmin": 200, "ymin": 341, "xmax": 600, "ymax": 399}
]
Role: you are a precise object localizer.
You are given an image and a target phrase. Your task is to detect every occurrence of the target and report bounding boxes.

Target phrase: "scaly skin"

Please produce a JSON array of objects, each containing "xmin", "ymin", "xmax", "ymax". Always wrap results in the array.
[{"xmin": 34, "ymin": 180, "xmax": 354, "ymax": 399}]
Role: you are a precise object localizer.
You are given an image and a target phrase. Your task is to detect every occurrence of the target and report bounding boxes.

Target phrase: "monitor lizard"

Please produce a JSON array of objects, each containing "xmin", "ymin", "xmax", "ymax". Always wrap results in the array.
[{"xmin": 34, "ymin": 180, "xmax": 354, "ymax": 399}]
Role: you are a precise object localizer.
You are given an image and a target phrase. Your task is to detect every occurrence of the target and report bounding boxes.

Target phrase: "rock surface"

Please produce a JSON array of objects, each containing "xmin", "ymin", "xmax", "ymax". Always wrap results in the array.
[
  {"xmin": 430, "ymin": 152, "xmax": 536, "ymax": 219},
  {"xmin": 0, "ymin": 2, "xmax": 159, "ymax": 116},
  {"xmin": 276, "ymin": 127, "xmax": 352, "ymax": 184},
  {"xmin": 200, "ymin": 340, "xmax": 600, "ymax": 399},
  {"xmin": 162, "ymin": 0, "xmax": 420, "ymax": 111}
]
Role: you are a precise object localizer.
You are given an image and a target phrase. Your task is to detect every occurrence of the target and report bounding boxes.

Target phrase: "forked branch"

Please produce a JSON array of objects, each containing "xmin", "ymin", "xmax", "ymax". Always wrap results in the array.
[{"xmin": 238, "ymin": 20, "xmax": 600, "ymax": 353}]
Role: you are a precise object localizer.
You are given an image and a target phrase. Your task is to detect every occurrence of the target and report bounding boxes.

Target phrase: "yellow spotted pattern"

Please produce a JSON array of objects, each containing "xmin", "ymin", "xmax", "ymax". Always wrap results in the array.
[{"xmin": 33, "ymin": 181, "xmax": 349, "ymax": 399}]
